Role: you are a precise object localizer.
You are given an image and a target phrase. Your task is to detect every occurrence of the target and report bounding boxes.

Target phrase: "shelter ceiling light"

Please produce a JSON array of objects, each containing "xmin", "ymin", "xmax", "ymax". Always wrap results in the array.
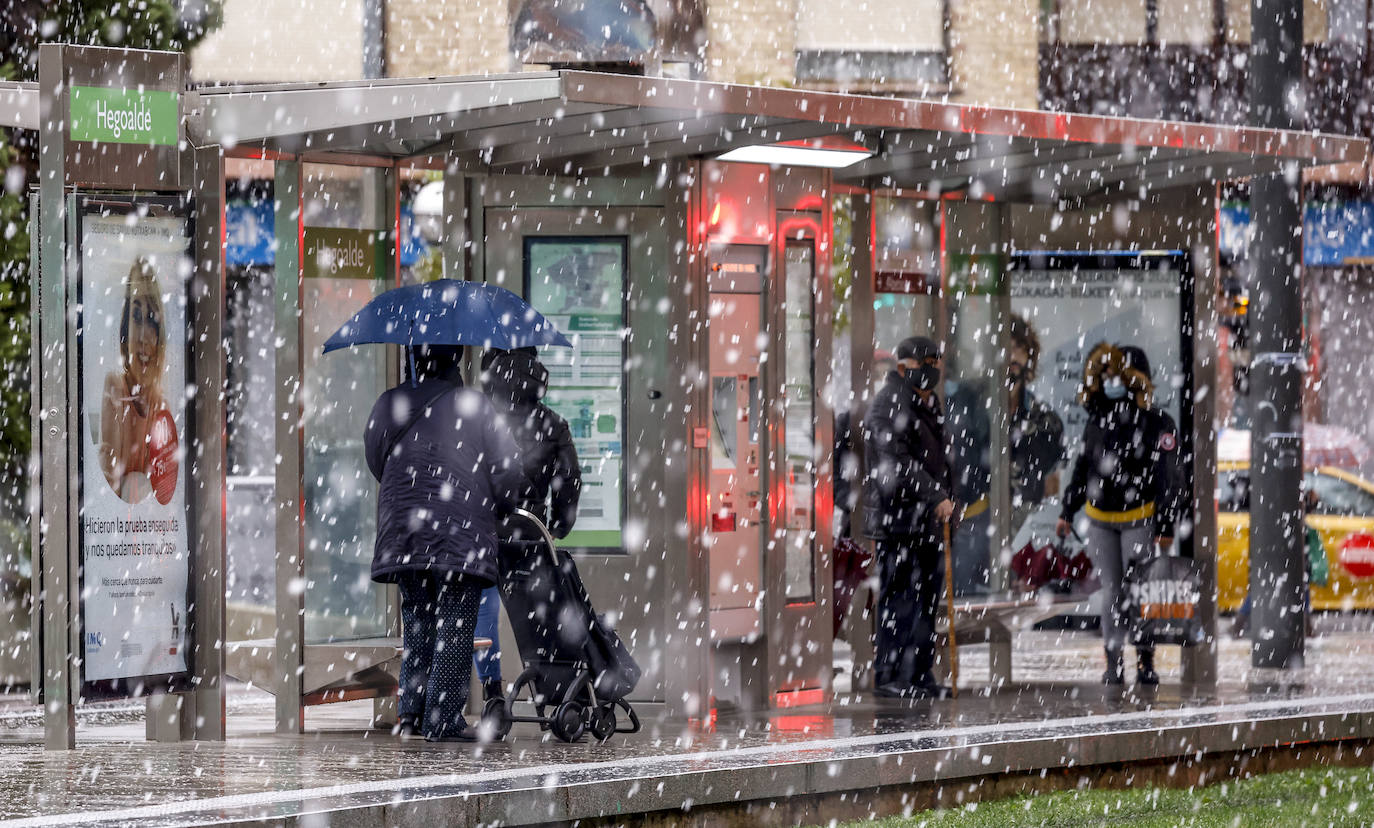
[{"xmin": 717, "ymin": 137, "xmax": 874, "ymax": 169}]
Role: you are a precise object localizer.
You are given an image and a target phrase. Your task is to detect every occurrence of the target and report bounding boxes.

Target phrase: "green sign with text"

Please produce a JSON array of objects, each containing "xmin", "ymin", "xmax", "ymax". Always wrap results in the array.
[
  {"xmin": 69, "ymin": 86, "xmax": 179, "ymax": 146},
  {"xmin": 302, "ymin": 228, "xmax": 385, "ymax": 280}
]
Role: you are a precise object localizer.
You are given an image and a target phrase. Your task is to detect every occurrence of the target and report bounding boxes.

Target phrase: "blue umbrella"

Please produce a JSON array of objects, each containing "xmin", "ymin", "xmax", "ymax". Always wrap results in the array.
[{"xmin": 322, "ymin": 279, "xmax": 573, "ymax": 354}]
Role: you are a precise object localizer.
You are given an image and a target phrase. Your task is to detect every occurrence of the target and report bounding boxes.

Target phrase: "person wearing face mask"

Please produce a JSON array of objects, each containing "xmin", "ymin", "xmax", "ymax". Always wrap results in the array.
[
  {"xmin": 478, "ymin": 347, "xmax": 583, "ymax": 702},
  {"xmin": 1057, "ymin": 343, "xmax": 1182, "ymax": 686},
  {"xmin": 946, "ymin": 315, "xmax": 1065, "ymax": 595},
  {"xmin": 862, "ymin": 336, "xmax": 957, "ymax": 699}
]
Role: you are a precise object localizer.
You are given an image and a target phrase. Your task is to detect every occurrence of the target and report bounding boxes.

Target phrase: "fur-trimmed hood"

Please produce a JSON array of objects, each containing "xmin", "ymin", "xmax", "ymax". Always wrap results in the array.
[{"xmin": 1078, "ymin": 341, "xmax": 1153, "ymax": 409}]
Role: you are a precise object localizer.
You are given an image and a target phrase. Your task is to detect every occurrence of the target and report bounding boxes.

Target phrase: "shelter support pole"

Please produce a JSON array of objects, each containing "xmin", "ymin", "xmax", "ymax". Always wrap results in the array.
[
  {"xmin": 846, "ymin": 192, "xmax": 876, "ymax": 691},
  {"xmin": 373, "ymin": 165, "xmax": 400, "ymax": 729},
  {"xmin": 989, "ymin": 204, "xmax": 1012, "ymax": 595},
  {"xmin": 190, "ymin": 145, "xmax": 229, "ymax": 739},
  {"xmin": 1248, "ymin": 0, "xmax": 1306, "ymax": 670},
  {"xmin": 942, "ymin": 201, "xmax": 1010, "ymax": 593},
  {"xmin": 1183, "ymin": 186, "xmax": 1221, "ymax": 691},
  {"xmin": 149, "ymin": 145, "xmax": 230, "ymax": 741},
  {"xmin": 441, "ymin": 160, "xmax": 469, "ymax": 281},
  {"xmin": 36, "ymin": 43, "xmax": 76, "ymax": 751},
  {"xmin": 274, "ymin": 160, "xmax": 307, "ymax": 732},
  {"xmin": 664, "ymin": 159, "xmax": 712, "ymax": 721}
]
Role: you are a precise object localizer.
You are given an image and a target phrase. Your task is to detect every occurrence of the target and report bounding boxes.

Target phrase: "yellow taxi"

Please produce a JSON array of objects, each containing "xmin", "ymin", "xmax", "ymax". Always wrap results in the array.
[{"xmin": 1218, "ymin": 462, "xmax": 1374, "ymax": 611}]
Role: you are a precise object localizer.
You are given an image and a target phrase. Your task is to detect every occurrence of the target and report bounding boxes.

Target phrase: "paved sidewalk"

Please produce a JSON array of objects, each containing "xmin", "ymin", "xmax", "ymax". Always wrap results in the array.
[{"xmin": 1, "ymin": 619, "xmax": 1370, "ymax": 825}]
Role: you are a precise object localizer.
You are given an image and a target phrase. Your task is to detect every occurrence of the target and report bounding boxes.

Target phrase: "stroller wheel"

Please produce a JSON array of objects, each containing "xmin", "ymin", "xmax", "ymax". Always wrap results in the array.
[
  {"xmin": 588, "ymin": 704, "xmax": 616, "ymax": 742},
  {"xmin": 550, "ymin": 701, "xmax": 586, "ymax": 742},
  {"xmin": 481, "ymin": 696, "xmax": 512, "ymax": 741}
]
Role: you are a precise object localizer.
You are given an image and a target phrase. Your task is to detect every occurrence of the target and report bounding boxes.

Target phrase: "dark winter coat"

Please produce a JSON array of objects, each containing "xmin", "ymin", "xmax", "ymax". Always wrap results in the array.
[
  {"xmin": 483, "ymin": 351, "xmax": 583, "ymax": 538},
  {"xmin": 495, "ymin": 400, "xmax": 582, "ymax": 538},
  {"xmin": 947, "ymin": 381, "xmax": 1065, "ymax": 506},
  {"xmin": 862, "ymin": 371, "xmax": 954, "ymax": 540},
  {"xmin": 1060, "ymin": 396, "xmax": 1182, "ymax": 538},
  {"xmin": 364, "ymin": 376, "xmax": 523, "ymax": 586}
]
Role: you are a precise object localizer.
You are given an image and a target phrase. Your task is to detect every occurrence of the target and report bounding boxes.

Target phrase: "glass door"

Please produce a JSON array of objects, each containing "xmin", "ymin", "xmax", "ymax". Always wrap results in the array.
[{"xmin": 764, "ymin": 214, "xmax": 833, "ymax": 704}]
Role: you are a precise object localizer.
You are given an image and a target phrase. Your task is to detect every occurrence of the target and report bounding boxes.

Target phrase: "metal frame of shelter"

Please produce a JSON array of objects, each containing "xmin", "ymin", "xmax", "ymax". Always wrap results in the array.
[{"xmin": 2, "ymin": 54, "xmax": 1365, "ymax": 748}]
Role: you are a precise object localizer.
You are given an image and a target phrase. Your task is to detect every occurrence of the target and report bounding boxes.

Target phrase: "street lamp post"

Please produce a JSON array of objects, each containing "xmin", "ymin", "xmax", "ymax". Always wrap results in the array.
[{"xmin": 1248, "ymin": 0, "xmax": 1307, "ymax": 669}]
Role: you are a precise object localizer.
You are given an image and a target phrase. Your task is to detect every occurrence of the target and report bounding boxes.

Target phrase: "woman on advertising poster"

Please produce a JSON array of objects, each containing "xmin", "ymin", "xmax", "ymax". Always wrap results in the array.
[{"xmin": 99, "ymin": 256, "xmax": 179, "ymax": 505}]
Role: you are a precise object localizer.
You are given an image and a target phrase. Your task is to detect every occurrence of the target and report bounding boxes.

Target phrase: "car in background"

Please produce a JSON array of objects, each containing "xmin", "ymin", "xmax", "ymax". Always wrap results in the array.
[{"xmin": 1217, "ymin": 462, "xmax": 1374, "ymax": 611}]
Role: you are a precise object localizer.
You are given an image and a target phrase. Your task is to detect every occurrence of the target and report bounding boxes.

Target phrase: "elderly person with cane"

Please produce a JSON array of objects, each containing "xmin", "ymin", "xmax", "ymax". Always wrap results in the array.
[{"xmin": 862, "ymin": 336, "xmax": 957, "ymax": 700}]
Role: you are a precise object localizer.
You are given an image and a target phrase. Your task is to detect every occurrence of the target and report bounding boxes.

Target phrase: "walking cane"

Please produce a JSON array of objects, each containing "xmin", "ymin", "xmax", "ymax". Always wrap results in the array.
[{"xmin": 942, "ymin": 517, "xmax": 959, "ymax": 699}]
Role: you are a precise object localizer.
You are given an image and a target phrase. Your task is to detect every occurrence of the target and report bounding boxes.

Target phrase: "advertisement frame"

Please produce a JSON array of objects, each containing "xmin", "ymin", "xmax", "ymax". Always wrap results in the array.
[
  {"xmin": 522, "ymin": 234, "xmax": 630, "ymax": 555},
  {"xmin": 75, "ymin": 192, "xmax": 197, "ymax": 701},
  {"xmin": 1008, "ymin": 249, "xmax": 1196, "ymax": 558}
]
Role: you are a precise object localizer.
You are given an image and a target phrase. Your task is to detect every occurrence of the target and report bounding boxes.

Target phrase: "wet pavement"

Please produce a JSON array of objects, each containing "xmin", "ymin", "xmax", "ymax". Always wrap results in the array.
[{"xmin": 2, "ymin": 619, "xmax": 1373, "ymax": 826}]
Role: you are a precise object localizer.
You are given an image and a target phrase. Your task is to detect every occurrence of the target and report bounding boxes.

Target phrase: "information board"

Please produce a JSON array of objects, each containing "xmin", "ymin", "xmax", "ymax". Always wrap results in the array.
[
  {"xmin": 525, "ymin": 237, "xmax": 626, "ymax": 551},
  {"xmin": 77, "ymin": 196, "xmax": 193, "ymax": 693}
]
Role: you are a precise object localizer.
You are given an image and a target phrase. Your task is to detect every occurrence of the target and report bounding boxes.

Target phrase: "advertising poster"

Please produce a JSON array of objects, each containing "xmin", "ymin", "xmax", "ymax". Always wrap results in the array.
[
  {"xmin": 526, "ymin": 238, "xmax": 626, "ymax": 550},
  {"xmin": 79, "ymin": 199, "xmax": 192, "ymax": 687},
  {"xmin": 1007, "ymin": 255, "xmax": 1185, "ymax": 551},
  {"xmin": 1010, "ymin": 261, "xmax": 1184, "ymax": 437}
]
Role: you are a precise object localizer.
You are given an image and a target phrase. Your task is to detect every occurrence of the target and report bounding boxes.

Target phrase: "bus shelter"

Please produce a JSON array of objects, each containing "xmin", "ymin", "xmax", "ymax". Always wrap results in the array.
[{"xmin": 8, "ymin": 45, "xmax": 1365, "ymax": 748}]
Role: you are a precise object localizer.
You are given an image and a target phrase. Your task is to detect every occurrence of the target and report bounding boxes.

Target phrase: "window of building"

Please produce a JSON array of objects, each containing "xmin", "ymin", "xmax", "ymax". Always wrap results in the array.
[{"xmin": 794, "ymin": 0, "xmax": 948, "ymax": 93}]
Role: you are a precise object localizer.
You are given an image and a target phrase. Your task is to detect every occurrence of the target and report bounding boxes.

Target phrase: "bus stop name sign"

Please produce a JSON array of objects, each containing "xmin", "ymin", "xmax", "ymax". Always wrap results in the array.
[{"xmin": 58, "ymin": 45, "xmax": 183, "ymax": 190}]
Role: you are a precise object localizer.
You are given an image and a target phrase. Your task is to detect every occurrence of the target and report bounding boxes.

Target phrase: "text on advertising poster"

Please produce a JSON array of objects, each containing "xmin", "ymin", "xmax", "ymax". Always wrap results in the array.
[
  {"xmin": 79, "ymin": 201, "xmax": 192, "ymax": 686},
  {"xmin": 525, "ymin": 237, "xmax": 626, "ymax": 551}
]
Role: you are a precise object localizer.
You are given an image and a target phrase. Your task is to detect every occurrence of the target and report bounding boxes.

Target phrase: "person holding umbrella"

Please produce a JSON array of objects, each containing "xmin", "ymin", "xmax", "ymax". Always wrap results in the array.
[
  {"xmin": 364, "ymin": 344, "xmax": 523, "ymax": 741},
  {"xmin": 329, "ymin": 279, "xmax": 573, "ymax": 742}
]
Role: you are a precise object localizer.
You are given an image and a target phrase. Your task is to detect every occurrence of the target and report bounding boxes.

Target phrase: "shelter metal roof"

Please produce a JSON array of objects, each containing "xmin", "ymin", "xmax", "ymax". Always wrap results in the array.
[
  {"xmin": 5, "ymin": 71, "xmax": 1367, "ymax": 201},
  {"xmin": 190, "ymin": 70, "xmax": 1372, "ymax": 201}
]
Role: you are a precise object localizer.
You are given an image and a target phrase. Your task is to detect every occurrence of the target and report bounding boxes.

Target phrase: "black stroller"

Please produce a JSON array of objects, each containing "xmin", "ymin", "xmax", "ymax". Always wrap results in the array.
[{"xmin": 484, "ymin": 508, "xmax": 642, "ymax": 742}]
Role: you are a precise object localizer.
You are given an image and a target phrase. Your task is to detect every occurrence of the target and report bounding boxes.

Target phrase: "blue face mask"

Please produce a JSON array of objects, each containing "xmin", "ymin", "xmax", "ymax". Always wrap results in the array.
[
  {"xmin": 1103, "ymin": 379, "xmax": 1128, "ymax": 400},
  {"xmin": 944, "ymin": 380, "xmax": 959, "ymax": 398}
]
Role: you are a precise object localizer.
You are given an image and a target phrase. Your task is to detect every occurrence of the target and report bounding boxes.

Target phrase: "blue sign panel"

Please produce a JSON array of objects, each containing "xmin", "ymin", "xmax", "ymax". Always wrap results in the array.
[
  {"xmin": 1220, "ymin": 201, "xmax": 1374, "ymax": 266},
  {"xmin": 226, "ymin": 198, "xmax": 274, "ymax": 267}
]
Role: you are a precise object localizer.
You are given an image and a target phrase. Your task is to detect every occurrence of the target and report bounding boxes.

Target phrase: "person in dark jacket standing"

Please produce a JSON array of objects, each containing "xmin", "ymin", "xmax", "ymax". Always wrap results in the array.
[
  {"xmin": 862, "ymin": 336, "xmax": 957, "ymax": 699},
  {"xmin": 475, "ymin": 347, "xmax": 582, "ymax": 700},
  {"xmin": 365, "ymin": 344, "xmax": 522, "ymax": 741},
  {"xmin": 1057, "ymin": 343, "xmax": 1181, "ymax": 686},
  {"xmin": 947, "ymin": 314, "xmax": 1065, "ymax": 595}
]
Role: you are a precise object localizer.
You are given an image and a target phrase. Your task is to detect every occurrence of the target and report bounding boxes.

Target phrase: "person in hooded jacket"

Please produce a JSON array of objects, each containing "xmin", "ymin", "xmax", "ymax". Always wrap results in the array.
[
  {"xmin": 365, "ymin": 344, "xmax": 523, "ymax": 742},
  {"xmin": 1057, "ymin": 343, "xmax": 1182, "ymax": 686},
  {"xmin": 477, "ymin": 347, "xmax": 583, "ymax": 697},
  {"xmin": 862, "ymin": 336, "xmax": 957, "ymax": 699}
]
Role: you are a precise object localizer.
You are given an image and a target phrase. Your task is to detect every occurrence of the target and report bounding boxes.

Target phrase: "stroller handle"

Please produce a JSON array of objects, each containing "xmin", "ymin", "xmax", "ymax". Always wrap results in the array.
[{"xmin": 510, "ymin": 507, "xmax": 559, "ymax": 552}]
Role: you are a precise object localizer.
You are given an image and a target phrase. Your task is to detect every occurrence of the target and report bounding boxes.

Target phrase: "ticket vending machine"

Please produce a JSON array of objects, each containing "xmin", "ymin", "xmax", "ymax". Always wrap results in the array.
[
  {"xmin": 702, "ymin": 161, "xmax": 834, "ymax": 711},
  {"xmin": 707, "ymin": 245, "xmax": 768, "ymax": 644}
]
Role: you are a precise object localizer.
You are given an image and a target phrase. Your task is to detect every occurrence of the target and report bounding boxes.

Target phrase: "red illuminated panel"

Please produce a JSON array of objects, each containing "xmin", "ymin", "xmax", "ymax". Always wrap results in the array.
[
  {"xmin": 773, "ymin": 687, "xmax": 825, "ymax": 708},
  {"xmin": 769, "ymin": 713, "xmax": 834, "ymax": 736}
]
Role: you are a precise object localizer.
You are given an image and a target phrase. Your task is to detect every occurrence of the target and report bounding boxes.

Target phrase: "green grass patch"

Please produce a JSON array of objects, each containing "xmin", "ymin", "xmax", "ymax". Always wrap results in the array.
[{"xmin": 825, "ymin": 766, "xmax": 1374, "ymax": 827}]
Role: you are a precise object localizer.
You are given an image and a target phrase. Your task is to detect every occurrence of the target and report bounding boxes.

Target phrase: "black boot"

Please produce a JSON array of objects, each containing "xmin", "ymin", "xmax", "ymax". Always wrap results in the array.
[
  {"xmin": 482, "ymin": 679, "xmax": 505, "ymax": 702},
  {"xmin": 1102, "ymin": 648, "xmax": 1125, "ymax": 685},
  {"xmin": 1136, "ymin": 647, "xmax": 1160, "ymax": 686}
]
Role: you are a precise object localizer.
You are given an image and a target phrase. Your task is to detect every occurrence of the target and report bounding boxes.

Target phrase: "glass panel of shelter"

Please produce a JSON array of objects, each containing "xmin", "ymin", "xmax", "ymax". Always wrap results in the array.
[
  {"xmin": 298, "ymin": 163, "xmax": 393, "ymax": 644},
  {"xmin": 864, "ymin": 196, "xmax": 1198, "ymax": 606},
  {"xmin": 783, "ymin": 240, "xmax": 817, "ymax": 602},
  {"xmin": 1005, "ymin": 251, "xmax": 1188, "ymax": 565},
  {"xmin": 223, "ymin": 162, "xmax": 277, "ymax": 631}
]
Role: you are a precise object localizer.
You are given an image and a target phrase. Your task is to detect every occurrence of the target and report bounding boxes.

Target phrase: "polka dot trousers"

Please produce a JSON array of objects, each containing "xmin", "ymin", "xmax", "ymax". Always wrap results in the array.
[{"xmin": 396, "ymin": 572, "xmax": 483, "ymax": 739}]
